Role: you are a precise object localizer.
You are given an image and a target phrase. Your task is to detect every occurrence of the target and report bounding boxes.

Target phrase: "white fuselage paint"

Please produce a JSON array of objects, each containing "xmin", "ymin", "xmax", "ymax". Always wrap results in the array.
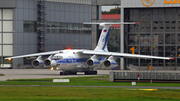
[{"xmin": 52, "ymin": 50, "xmax": 92, "ymax": 72}]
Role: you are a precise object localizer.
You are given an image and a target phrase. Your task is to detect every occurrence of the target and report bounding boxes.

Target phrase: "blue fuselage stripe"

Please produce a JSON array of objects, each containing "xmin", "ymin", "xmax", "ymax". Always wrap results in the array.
[
  {"xmin": 56, "ymin": 58, "xmax": 88, "ymax": 64},
  {"xmin": 39, "ymin": 62, "xmax": 44, "ymax": 65},
  {"xmin": 94, "ymin": 62, "xmax": 100, "ymax": 64},
  {"xmin": 111, "ymin": 63, "xmax": 117, "ymax": 65}
]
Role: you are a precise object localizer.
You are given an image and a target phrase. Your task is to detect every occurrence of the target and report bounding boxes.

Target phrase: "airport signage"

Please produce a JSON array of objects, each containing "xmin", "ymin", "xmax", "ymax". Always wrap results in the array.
[
  {"xmin": 141, "ymin": 0, "xmax": 180, "ymax": 7},
  {"xmin": 141, "ymin": 0, "xmax": 155, "ymax": 7},
  {"xmin": 122, "ymin": 0, "xmax": 180, "ymax": 8},
  {"xmin": 164, "ymin": 0, "xmax": 180, "ymax": 4}
]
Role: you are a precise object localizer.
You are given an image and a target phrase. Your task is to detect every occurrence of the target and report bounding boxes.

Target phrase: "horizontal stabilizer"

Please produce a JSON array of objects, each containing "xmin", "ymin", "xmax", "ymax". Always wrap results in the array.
[{"xmin": 83, "ymin": 22, "xmax": 140, "ymax": 25}]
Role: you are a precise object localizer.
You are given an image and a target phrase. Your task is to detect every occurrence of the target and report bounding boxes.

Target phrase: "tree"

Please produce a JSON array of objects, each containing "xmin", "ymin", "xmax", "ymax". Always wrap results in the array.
[{"xmin": 102, "ymin": 7, "xmax": 120, "ymax": 14}]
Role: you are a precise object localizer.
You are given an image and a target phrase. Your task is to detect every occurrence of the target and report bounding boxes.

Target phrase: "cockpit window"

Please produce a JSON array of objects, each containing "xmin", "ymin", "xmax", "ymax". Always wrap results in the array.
[
  {"xmin": 59, "ymin": 51, "xmax": 63, "ymax": 53},
  {"xmin": 52, "ymin": 56, "xmax": 63, "ymax": 60}
]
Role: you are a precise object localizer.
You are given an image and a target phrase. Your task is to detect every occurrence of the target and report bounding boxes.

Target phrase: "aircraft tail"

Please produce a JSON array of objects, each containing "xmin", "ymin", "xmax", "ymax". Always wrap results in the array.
[
  {"xmin": 83, "ymin": 22, "xmax": 140, "ymax": 52},
  {"xmin": 94, "ymin": 24, "xmax": 111, "ymax": 52}
]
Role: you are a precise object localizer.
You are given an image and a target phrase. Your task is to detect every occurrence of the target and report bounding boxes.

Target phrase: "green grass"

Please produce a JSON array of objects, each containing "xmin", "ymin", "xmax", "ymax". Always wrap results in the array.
[
  {"xmin": 1, "ymin": 76, "xmax": 180, "ymax": 100},
  {"xmin": 0, "ymin": 73, "xmax": 4, "ymax": 76},
  {"xmin": 0, "ymin": 76, "xmax": 179, "ymax": 87},
  {"xmin": 0, "ymin": 86, "xmax": 180, "ymax": 101}
]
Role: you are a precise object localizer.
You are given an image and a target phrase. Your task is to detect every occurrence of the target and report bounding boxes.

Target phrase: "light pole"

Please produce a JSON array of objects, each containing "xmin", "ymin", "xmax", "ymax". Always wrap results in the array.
[{"xmin": 120, "ymin": 5, "xmax": 124, "ymax": 70}]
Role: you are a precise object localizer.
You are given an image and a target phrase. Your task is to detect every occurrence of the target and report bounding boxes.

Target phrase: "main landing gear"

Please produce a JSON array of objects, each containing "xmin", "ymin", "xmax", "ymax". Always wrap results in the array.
[
  {"xmin": 84, "ymin": 70, "xmax": 97, "ymax": 75},
  {"xmin": 59, "ymin": 70, "xmax": 98, "ymax": 75},
  {"xmin": 60, "ymin": 71, "xmax": 77, "ymax": 75},
  {"xmin": 84, "ymin": 66, "xmax": 97, "ymax": 75}
]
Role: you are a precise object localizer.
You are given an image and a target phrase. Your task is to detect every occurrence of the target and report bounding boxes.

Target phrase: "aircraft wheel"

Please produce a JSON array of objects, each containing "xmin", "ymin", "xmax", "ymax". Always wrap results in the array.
[
  {"xmin": 85, "ymin": 71, "xmax": 97, "ymax": 75},
  {"xmin": 63, "ymin": 71, "xmax": 68, "ymax": 75},
  {"xmin": 72, "ymin": 72, "xmax": 77, "ymax": 75},
  {"xmin": 93, "ymin": 71, "xmax": 97, "ymax": 75},
  {"xmin": 84, "ymin": 71, "xmax": 89, "ymax": 75},
  {"xmin": 60, "ymin": 72, "xmax": 64, "ymax": 75}
]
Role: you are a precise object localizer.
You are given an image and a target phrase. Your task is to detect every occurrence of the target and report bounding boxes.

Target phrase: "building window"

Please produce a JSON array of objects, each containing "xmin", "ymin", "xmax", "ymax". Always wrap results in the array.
[
  {"xmin": 128, "ymin": 34, "xmax": 139, "ymax": 45},
  {"xmin": 3, "ymin": 9, "xmax": 13, "ymax": 20},
  {"xmin": 140, "ymin": 46, "xmax": 151, "ymax": 55},
  {"xmin": 24, "ymin": 21, "xmax": 91, "ymax": 34},
  {"xmin": 3, "ymin": 21, "xmax": 13, "ymax": 32},
  {"xmin": 165, "ymin": 46, "xmax": 176, "ymax": 57},
  {"xmin": 177, "ymin": 59, "xmax": 180, "ymax": 66},
  {"xmin": 140, "ymin": 59, "xmax": 151, "ymax": 66},
  {"xmin": 165, "ymin": 34, "xmax": 175, "ymax": 44},
  {"xmin": 153, "ymin": 59, "xmax": 163, "ymax": 66},
  {"xmin": 23, "ymin": 58, "xmax": 32, "ymax": 65},
  {"xmin": 153, "ymin": 46, "xmax": 163, "ymax": 56},
  {"xmin": 140, "ymin": 34, "xmax": 151, "ymax": 45},
  {"xmin": 165, "ymin": 59, "xmax": 175, "ymax": 66},
  {"xmin": 23, "ymin": 21, "xmax": 35, "ymax": 32},
  {"xmin": 153, "ymin": 34, "xmax": 163, "ymax": 45},
  {"xmin": 128, "ymin": 58, "xmax": 138, "ymax": 66}
]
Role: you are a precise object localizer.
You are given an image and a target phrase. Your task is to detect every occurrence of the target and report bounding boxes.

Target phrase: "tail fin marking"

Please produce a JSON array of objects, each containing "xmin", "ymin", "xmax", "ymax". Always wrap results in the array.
[{"xmin": 94, "ymin": 25, "xmax": 111, "ymax": 52}]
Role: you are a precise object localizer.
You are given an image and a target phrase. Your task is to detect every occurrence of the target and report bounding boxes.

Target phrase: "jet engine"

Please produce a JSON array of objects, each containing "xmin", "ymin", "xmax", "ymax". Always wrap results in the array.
[
  {"xmin": 32, "ymin": 56, "xmax": 44, "ymax": 68},
  {"xmin": 44, "ymin": 55, "xmax": 57, "ymax": 67},
  {"xmin": 44, "ymin": 59, "xmax": 57, "ymax": 67},
  {"xmin": 104, "ymin": 56, "xmax": 117, "ymax": 68},
  {"xmin": 86, "ymin": 55, "xmax": 100, "ymax": 67}
]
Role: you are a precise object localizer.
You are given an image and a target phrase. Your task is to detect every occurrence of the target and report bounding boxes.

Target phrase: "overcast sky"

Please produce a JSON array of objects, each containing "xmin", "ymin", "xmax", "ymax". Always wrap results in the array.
[{"xmin": 101, "ymin": 6, "xmax": 120, "ymax": 11}]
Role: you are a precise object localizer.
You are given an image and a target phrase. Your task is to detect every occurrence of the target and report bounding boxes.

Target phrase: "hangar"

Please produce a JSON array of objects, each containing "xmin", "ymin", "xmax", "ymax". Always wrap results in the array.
[{"xmin": 91, "ymin": 0, "xmax": 180, "ymax": 70}]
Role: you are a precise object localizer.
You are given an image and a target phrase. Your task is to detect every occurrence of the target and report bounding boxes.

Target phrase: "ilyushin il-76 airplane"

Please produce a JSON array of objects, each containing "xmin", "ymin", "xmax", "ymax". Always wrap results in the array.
[{"xmin": 5, "ymin": 22, "xmax": 174, "ymax": 75}]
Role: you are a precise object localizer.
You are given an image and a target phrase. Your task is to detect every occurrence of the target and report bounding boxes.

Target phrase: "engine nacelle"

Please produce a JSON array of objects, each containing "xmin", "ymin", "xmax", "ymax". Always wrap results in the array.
[
  {"xmin": 86, "ymin": 55, "xmax": 100, "ymax": 67},
  {"xmin": 44, "ymin": 59, "xmax": 57, "ymax": 67},
  {"xmin": 32, "ymin": 56, "xmax": 44, "ymax": 68},
  {"xmin": 44, "ymin": 59, "xmax": 51, "ymax": 67},
  {"xmin": 44, "ymin": 55, "xmax": 57, "ymax": 67},
  {"xmin": 104, "ymin": 56, "xmax": 117, "ymax": 68}
]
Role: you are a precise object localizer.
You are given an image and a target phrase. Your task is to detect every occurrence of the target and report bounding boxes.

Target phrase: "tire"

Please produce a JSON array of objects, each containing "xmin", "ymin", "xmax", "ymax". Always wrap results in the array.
[
  {"xmin": 60, "ymin": 72, "xmax": 63, "ymax": 75},
  {"xmin": 84, "ymin": 71, "xmax": 89, "ymax": 75},
  {"xmin": 93, "ymin": 71, "xmax": 97, "ymax": 75}
]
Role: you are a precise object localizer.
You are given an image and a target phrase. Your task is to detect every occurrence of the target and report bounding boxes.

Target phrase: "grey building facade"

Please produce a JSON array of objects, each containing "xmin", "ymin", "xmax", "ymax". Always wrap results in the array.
[
  {"xmin": 0, "ymin": 0, "xmax": 92, "ymax": 68},
  {"xmin": 92, "ymin": 0, "xmax": 180, "ymax": 70}
]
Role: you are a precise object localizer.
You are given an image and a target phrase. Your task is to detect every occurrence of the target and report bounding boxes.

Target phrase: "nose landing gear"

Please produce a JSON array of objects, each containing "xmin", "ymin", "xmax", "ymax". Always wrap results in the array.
[{"xmin": 84, "ymin": 70, "xmax": 97, "ymax": 75}]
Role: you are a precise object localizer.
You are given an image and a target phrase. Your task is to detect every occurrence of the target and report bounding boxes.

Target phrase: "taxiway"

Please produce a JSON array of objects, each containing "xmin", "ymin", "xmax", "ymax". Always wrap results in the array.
[{"xmin": 0, "ymin": 69, "xmax": 110, "ymax": 81}]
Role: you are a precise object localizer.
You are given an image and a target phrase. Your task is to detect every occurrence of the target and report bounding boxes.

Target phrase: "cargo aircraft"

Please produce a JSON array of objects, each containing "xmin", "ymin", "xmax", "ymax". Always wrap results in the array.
[{"xmin": 5, "ymin": 22, "xmax": 174, "ymax": 75}]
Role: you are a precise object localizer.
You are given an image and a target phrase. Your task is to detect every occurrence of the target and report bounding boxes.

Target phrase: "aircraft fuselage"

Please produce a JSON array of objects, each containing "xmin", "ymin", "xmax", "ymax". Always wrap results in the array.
[{"xmin": 51, "ymin": 50, "xmax": 91, "ymax": 72}]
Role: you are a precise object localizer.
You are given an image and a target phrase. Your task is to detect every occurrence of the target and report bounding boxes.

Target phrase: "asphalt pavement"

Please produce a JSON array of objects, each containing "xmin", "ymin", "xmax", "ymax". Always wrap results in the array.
[{"xmin": 0, "ymin": 69, "xmax": 110, "ymax": 81}]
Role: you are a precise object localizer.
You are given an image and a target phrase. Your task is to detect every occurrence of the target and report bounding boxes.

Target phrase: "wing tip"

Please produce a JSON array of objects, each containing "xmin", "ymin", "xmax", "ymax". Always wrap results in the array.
[{"xmin": 135, "ymin": 22, "xmax": 140, "ymax": 24}]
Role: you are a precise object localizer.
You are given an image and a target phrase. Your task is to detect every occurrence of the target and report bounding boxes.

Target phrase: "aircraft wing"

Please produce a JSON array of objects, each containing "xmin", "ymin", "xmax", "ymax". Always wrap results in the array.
[
  {"xmin": 82, "ymin": 50, "xmax": 174, "ymax": 60},
  {"xmin": 5, "ymin": 50, "xmax": 61, "ymax": 59}
]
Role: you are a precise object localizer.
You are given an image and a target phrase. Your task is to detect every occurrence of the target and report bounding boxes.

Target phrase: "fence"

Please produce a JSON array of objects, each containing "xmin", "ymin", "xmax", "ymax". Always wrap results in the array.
[{"xmin": 109, "ymin": 70, "xmax": 180, "ymax": 82}]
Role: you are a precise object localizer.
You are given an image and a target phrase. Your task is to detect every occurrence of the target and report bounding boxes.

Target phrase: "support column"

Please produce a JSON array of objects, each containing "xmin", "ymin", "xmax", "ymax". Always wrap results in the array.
[
  {"xmin": 91, "ymin": 0, "xmax": 99, "ymax": 49},
  {"xmin": 120, "ymin": 7, "xmax": 124, "ymax": 70},
  {"xmin": 1, "ymin": 9, "xmax": 3, "ymax": 64},
  {"xmin": 92, "ymin": 24, "xmax": 98, "ymax": 49},
  {"xmin": 38, "ymin": 0, "xmax": 46, "ymax": 52}
]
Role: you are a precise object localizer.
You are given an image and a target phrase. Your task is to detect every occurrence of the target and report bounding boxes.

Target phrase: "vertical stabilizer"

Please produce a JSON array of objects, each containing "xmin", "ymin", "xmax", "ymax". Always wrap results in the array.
[
  {"xmin": 83, "ymin": 22, "xmax": 140, "ymax": 52},
  {"xmin": 94, "ymin": 24, "xmax": 111, "ymax": 52}
]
